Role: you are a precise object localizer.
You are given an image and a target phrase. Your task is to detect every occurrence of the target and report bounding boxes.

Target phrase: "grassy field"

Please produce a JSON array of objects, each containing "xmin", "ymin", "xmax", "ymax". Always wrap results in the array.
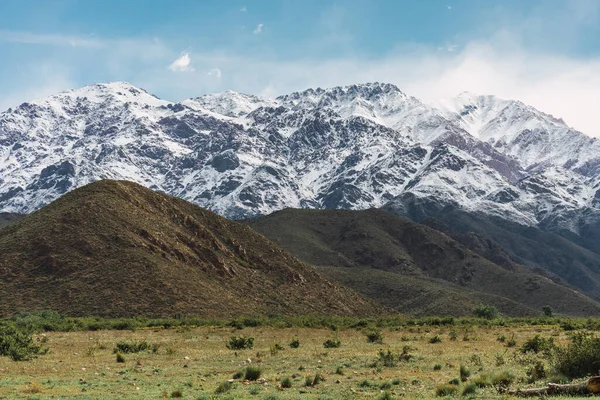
[{"xmin": 0, "ymin": 321, "xmax": 594, "ymax": 399}]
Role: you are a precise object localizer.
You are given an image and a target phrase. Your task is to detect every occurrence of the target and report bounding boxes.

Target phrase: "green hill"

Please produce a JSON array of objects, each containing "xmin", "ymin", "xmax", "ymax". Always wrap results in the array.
[
  {"xmin": 247, "ymin": 208, "xmax": 600, "ymax": 317},
  {"xmin": 0, "ymin": 181, "xmax": 383, "ymax": 318}
]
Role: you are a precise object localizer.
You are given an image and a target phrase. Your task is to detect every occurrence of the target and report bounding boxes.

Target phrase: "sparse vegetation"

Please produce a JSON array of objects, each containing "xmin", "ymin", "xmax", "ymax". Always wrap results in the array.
[
  {"xmin": 227, "ymin": 335, "xmax": 254, "ymax": 350},
  {"xmin": 1, "ymin": 316, "xmax": 600, "ymax": 398}
]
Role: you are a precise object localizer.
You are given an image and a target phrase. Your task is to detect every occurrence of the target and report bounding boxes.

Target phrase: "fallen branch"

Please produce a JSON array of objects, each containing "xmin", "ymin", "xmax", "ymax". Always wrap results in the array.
[{"xmin": 501, "ymin": 376, "xmax": 600, "ymax": 397}]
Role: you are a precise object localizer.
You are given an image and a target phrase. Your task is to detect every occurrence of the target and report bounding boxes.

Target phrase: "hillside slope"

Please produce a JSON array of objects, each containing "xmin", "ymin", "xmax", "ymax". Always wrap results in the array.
[
  {"xmin": 0, "ymin": 180, "xmax": 382, "ymax": 318},
  {"xmin": 247, "ymin": 208, "xmax": 600, "ymax": 317}
]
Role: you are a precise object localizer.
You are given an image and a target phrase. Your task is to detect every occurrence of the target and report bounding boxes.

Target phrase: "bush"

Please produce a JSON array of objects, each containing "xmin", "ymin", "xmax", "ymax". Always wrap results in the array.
[
  {"xmin": 115, "ymin": 352, "xmax": 125, "ymax": 363},
  {"xmin": 551, "ymin": 332, "xmax": 600, "ymax": 379},
  {"xmin": 366, "ymin": 329, "xmax": 384, "ymax": 344},
  {"xmin": 526, "ymin": 361, "xmax": 546, "ymax": 383},
  {"xmin": 170, "ymin": 390, "xmax": 183, "ymax": 398},
  {"xmin": 473, "ymin": 304, "xmax": 499, "ymax": 319},
  {"xmin": 459, "ymin": 364, "xmax": 471, "ymax": 382},
  {"xmin": 429, "ymin": 335, "xmax": 442, "ymax": 344},
  {"xmin": 490, "ymin": 371, "xmax": 515, "ymax": 387},
  {"xmin": 114, "ymin": 340, "xmax": 150, "ymax": 354},
  {"xmin": 227, "ymin": 336, "xmax": 254, "ymax": 350},
  {"xmin": 289, "ymin": 336, "xmax": 300, "ymax": 348},
  {"xmin": 323, "ymin": 338, "xmax": 341, "ymax": 348},
  {"xmin": 435, "ymin": 384, "xmax": 458, "ymax": 396},
  {"xmin": 473, "ymin": 374, "xmax": 493, "ymax": 388},
  {"xmin": 232, "ymin": 370, "xmax": 244, "ymax": 379},
  {"xmin": 245, "ymin": 366, "xmax": 262, "ymax": 381},
  {"xmin": 372, "ymin": 347, "xmax": 412, "ymax": 368},
  {"xmin": 376, "ymin": 391, "xmax": 394, "ymax": 400},
  {"xmin": 280, "ymin": 376, "xmax": 292, "ymax": 388},
  {"xmin": 521, "ymin": 335, "xmax": 554, "ymax": 354},
  {"xmin": 215, "ymin": 381, "xmax": 232, "ymax": 394},
  {"xmin": 542, "ymin": 305, "xmax": 553, "ymax": 317},
  {"xmin": 433, "ymin": 364, "xmax": 442, "ymax": 371},
  {"xmin": 0, "ymin": 324, "xmax": 47, "ymax": 361},
  {"xmin": 305, "ymin": 373, "xmax": 324, "ymax": 387},
  {"xmin": 462, "ymin": 382, "xmax": 477, "ymax": 395}
]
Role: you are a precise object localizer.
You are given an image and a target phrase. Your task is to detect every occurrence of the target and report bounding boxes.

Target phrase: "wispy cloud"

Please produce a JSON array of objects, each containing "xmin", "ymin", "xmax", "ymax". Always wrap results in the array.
[
  {"xmin": 208, "ymin": 68, "xmax": 222, "ymax": 79},
  {"xmin": 168, "ymin": 52, "xmax": 194, "ymax": 72},
  {"xmin": 253, "ymin": 24, "xmax": 263, "ymax": 34},
  {"xmin": 240, "ymin": 6, "xmax": 247, "ymax": 12},
  {"xmin": 0, "ymin": 30, "xmax": 104, "ymax": 47}
]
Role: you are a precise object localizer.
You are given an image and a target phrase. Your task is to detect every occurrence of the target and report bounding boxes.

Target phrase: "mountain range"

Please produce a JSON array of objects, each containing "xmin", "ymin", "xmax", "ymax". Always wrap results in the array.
[{"xmin": 1, "ymin": 81, "xmax": 600, "ymax": 302}]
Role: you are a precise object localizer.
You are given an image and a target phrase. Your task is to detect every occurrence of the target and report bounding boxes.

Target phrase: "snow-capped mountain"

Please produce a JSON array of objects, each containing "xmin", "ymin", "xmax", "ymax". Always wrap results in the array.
[{"xmin": 1, "ymin": 81, "xmax": 599, "ymax": 240}]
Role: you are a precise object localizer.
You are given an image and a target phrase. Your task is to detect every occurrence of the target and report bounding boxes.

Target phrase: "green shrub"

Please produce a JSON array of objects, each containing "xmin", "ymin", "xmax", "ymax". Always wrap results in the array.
[
  {"xmin": 248, "ymin": 386, "xmax": 260, "ymax": 395},
  {"xmin": 305, "ymin": 374, "xmax": 324, "ymax": 387},
  {"xmin": 435, "ymin": 383, "xmax": 458, "ymax": 396},
  {"xmin": 115, "ymin": 352, "xmax": 125, "ymax": 363},
  {"xmin": 391, "ymin": 378, "xmax": 401, "ymax": 385},
  {"xmin": 472, "ymin": 304, "xmax": 499, "ymax": 319},
  {"xmin": 551, "ymin": 332, "xmax": 600, "ymax": 379},
  {"xmin": 0, "ymin": 324, "xmax": 47, "ymax": 361},
  {"xmin": 497, "ymin": 334, "xmax": 506, "ymax": 343},
  {"xmin": 232, "ymin": 370, "xmax": 244, "ymax": 379},
  {"xmin": 335, "ymin": 366, "xmax": 344, "ymax": 375},
  {"xmin": 245, "ymin": 366, "xmax": 262, "ymax": 381},
  {"xmin": 520, "ymin": 335, "xmax": 553, "ymax": 354},
  {"xmin": 459, "ymin": 364, "xmax": 471, "ymax": 382},
  {"xmin": 215, "ymin": 381, "xmax": 232, "ymax": 394},
  {"xmin": 366, "ymin": 329, "xmax": 384, "ymax": 344},
  {"xmin": 448, "ymin": 377, "xmax": 460, "ymax": 385},
  {"xmin": 376, "ymin": 391, "xmax": 394, "ymax": 400},
  {"xmin": 433, "ymin": 364, "xmax": 442, "ymax": 371},
  {"xmin": 448, "ymin": 329, "xmax": 457, "ymax": 341},
  {"xmin": 542, "ymin": 305, "xmax": 553, "ymax": 317},
  {"xmin": 323, "ymin": 338, "xmax": 341, "ymax": 348},
  {"xmin": 227, "ymin": 336, "xmax": 254, "ymax": 350},
  {"xmin": 289, "ymin": 336, "xmax": 300, "ymax": 348},
  {"xmin": 359, "ymin": 379, "xmax": 375, "ymax": 388},
  {"xmin": 170, "ymin": 390, "xmax": 183, "ymax": 398},
  {"xmin": 462, "ymin": 382, "xmax": 477, "ymax": 395},
  {"xmin": 429, "ymin": 335, "xmax": 442, "ymax": 344},
  {"xmin": 473, "ymin": 373, "xmax": 493, "ymax": 388},
  {"xmin": 280, "ymin": 376, "xmax": 292, "ymax": 388},
  {"xmin": 113, "ymin": 340, "xmax": 150, "ymax": 354},
  {"xmin": 526, "ymin": 361, "xmax": 546, "ymax": 383},
  {"xmin": 380, "ymin": 381, "xmax": 392, "ymax": 390},
  {"xmin": 490, "ymin": 371, "xmax": 515, "ymax": 386}
]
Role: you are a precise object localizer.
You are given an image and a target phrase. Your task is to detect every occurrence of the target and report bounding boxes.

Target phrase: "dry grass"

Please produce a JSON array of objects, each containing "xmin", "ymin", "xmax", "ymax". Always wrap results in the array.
[{"xmin": 0, "ymin": 323, "xmax": 584, "ymax": 399}]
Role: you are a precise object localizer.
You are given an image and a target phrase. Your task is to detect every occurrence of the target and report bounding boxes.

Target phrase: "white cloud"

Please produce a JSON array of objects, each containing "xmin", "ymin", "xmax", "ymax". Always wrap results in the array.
[
  {"xmin": 447, "ymin": 5, "xmax": 452, "ymax": 10},
  {"xmin": 0, "ymin": 30, "xmax": 104, "ymax": 47},
  {"xmin": 208, "ymin": 68, "xmax": 222, "ymax": 79},
  {"xmin": 168, "ymin": 52, "xmax": 194, "ymax": 72},
  {"xmin": 253, "ymin": 24, "xmax": 263, "ymax": 34},
  {"xmin": 240, "ymin": 6, "xmax": 247, "ymax": 12}
]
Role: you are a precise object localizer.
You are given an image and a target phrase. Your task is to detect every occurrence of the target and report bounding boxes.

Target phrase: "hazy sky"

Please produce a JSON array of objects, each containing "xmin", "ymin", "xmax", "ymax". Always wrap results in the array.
[{"xmin": 1, "ymin": 0, "xmax": 599, "ymax": 135}]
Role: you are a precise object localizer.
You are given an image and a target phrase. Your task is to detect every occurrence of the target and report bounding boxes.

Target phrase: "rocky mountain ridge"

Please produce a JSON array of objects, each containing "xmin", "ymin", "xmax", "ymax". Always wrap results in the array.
[{"xmin": 1, "ymin": 81, "xmax": 599, "ymax": 242}]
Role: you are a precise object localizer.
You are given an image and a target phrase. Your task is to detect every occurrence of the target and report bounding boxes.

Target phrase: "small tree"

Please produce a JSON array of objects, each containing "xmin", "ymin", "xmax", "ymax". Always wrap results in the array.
[
  {"xmin": 472, "ymin": 304, "xmax": 499, "ymax": 319},
  {"xmin": 542, "ymin": 305, "xmax": 553, "ymax": 317}
]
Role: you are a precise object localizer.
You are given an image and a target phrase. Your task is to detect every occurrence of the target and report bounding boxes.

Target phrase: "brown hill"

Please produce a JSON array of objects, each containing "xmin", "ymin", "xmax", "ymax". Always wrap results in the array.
[
  {"xmin": 247, "ymin": 208, "xmax": 600, "ymax": 317},
  {"xmin": 0, "ymin": 180, "xmax": 383, "ymax": 318}
]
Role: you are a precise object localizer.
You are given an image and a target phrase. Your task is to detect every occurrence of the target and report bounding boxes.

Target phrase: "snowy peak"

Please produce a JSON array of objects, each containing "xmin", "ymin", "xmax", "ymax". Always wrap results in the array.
[
  {"xmin": 182, "ymin": 90, "xmax": 278, "ymax": 118},
  {"xmin": 1, "ymin": 80, "xmax": 599, "ymax": 244}
]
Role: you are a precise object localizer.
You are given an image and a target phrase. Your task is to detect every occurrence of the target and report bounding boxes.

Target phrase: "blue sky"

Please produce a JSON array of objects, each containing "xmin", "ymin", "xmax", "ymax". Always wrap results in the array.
[{"xmin": 1, "ymin": 0, "xmax": 600, "ymax": 135}]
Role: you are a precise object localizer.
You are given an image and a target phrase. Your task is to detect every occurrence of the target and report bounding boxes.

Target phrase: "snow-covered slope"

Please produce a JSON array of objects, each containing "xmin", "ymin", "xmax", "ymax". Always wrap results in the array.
[{"xmin": 1, "ymin": 81, "xmax": 599, "ymax": 240}]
